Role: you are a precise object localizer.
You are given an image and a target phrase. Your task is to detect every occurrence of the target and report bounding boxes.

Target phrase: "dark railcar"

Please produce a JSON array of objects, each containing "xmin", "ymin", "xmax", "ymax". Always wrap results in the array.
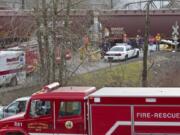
[
  {"xmin": 99, "ymin": 10, "xmax": 180, "ymax": 39},
  {"xmin": 0, "ymin": 10, "xmax": 35, "ymax": 47}
]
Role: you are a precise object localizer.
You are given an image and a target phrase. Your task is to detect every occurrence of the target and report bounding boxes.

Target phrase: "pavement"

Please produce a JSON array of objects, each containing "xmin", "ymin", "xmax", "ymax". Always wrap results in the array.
[{"xmin": 68, "ymin": 51, "xmax": 144, "ymax": 74}]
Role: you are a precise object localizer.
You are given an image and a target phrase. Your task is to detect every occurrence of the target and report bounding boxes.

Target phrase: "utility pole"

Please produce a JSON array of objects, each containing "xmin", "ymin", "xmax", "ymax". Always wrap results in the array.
[
  {"xmin": 142, "ymin": 0, "xmax": 151, "ymax": 87},
  {"xmin": 111, "ymin": 0, "xmax": 113, "ymax": 9},
  {"xmin": 22, "ymin": 0, "xmax": 25, "ymax": 9}
]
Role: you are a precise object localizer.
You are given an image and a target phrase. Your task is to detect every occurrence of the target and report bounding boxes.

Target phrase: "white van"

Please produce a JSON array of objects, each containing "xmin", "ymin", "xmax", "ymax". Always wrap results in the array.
[{"xmin": 0, "ymin": 50, "xmax": 26, "ymax": 86}]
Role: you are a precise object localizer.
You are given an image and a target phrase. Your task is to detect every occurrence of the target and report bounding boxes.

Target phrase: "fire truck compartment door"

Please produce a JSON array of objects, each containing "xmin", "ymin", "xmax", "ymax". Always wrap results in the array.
[
  {"xmin": 90, "ymin": 105, "xmax": 131, "ymax": 135},
  {"xmin": 55, "ymin": 101, "xmax": 85, "ymax": 134},
  {"xmin": 134, "ymin": 106, "xmax": 180, "ymax": 134}
]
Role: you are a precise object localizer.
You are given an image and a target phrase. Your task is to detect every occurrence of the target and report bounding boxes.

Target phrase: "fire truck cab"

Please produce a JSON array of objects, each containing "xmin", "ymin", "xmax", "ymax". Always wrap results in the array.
[
  {"xmin": 0, "ymin": 83, "xmax": 96, "ymax": 135},
  {"xmin": 1, "ymin": 84, "xmax": 180, "ymax": 135}
]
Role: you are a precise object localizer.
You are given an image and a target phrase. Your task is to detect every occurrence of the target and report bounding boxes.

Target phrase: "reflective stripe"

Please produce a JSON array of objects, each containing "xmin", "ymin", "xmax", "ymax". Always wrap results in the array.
[
  {"xmin": 54, "ymin": 134, "xmax": 87, "ymax": 135},
  {"xmin": 29, "ymin": 134, "xmax": 53, "ymax": 135},
  {"xmin": 105, "ymin": 121, "xmax": 180, "ymax": 135},
  {"xmin": 0, "ymin": 68, "xmax": 23, "ymax": 76},
  {"xmin": 105, "ymin": 121, "xmax": 131, "ymax": 135},
  {"xmin": 29, "ymin": 133, "xmax": 87, "ymax": 135},
  {"xmin": 135, "ymin": 121, "xmax": 180, "ymax": 126}
]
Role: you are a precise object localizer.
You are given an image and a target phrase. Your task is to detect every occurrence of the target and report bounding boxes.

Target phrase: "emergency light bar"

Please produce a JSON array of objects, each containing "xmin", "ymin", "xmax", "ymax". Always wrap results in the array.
[{"xmin": 43, "ymin": 82, "xmax": 60, "ymax": 92}]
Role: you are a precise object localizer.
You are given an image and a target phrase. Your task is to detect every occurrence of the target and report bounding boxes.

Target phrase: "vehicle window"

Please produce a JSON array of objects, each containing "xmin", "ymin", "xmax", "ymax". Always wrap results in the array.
[
  {"xmin": 17, "ymin": 101, "xmax": 26, "ymax": 113},
  {"xmin": 110, "ymin": 47, "xmax": 124, "ymax": 52},
  {"xmin": 7, "ymin": 102, "xmax": 19, "ymax": 113},
  {"xmin": 30, "ymin": 100, "xmax": 51, "ymax": 117},
  {"xmin": 0, "ymin": 108, "xmax": 3, "ymax": 119},
  {"xmin": 59, "ymin": 101, "xmax": 81, "ymax": 117}
]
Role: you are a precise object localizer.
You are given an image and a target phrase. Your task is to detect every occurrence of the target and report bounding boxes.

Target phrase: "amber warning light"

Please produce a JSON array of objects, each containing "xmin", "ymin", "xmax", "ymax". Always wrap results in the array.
[{"xmin": 43, "ymin": 82, "xmax": 60, "ymax": 92}]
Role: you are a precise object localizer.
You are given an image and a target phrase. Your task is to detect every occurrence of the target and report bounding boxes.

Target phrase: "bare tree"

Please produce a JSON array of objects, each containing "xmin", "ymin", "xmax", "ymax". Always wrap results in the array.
[
  {"xmin": 34, "ymin": 0, "xmax": 45, "ymax": 83},
  {"xmin": 142, "ymin": 0, "xmax": 151, "ymax": 87},
  {"xmin": 33, "ymin": 0, "xmax": 93, "ymax": 86}
]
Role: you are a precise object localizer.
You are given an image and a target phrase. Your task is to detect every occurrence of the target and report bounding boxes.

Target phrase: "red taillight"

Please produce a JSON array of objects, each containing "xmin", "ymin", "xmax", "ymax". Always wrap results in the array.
[{"xmin": 115, "ymin": 53, "xmax": 121, "ymax": 56}]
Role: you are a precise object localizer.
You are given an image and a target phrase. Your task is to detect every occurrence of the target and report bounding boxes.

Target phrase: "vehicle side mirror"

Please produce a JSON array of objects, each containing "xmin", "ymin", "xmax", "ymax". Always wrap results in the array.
[{"xmin": 3, "ymin": 108, "xmax": 8, "ymax": 113}]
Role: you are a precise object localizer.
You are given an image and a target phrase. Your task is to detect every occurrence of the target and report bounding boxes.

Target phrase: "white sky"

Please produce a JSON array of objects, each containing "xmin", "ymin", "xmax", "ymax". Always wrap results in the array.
[{"xmin": 113, "ymin": 0, "xmax": 169, "ymax": 9}]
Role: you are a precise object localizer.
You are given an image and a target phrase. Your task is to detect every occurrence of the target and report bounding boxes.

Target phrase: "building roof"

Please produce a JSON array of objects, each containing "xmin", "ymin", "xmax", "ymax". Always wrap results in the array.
[
  {"xmin": 32, "ymin": 86, "xmax": 96, "ymax": 100},
  {"xmin": 90, "ymin": 87, "xmax": 180, "ymax": 97}
]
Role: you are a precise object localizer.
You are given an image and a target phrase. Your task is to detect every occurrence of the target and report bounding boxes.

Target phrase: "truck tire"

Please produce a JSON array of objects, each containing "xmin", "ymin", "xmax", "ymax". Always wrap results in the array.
[
  {"xmin": 124, "ymin": 55, "xmax": 128, "ymax": 61},
  {"xmin": 136, "ymin": 51, "xmax": 139, "ymax": 58},
  {"xmin": 10, "ymin": 77, "xmax": 17, "ymax": 86}
]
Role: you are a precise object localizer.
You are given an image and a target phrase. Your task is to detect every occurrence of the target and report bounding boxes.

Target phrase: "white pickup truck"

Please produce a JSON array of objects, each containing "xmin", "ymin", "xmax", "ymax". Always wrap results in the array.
[
  {"xmin": 104, "ymin": 43, "xmax": 140, "ymax": 61},
  {"xmin": 0, "ymin": 97, "xmax": 30, "ymax": 119}
]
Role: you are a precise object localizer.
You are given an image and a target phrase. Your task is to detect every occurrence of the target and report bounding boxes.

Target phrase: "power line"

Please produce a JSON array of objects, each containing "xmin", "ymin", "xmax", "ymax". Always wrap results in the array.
[{"xmin": 123, "ymin": 0, "xmax": 175, "ymax": 9}]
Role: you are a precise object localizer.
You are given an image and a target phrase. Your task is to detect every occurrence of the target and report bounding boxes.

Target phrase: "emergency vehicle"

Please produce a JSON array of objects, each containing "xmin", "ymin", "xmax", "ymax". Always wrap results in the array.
[
  {"xmin": 8, "ymin": 40, "xmax": 71, "ymax": 75},
  {"xmin": 0, "ymin": 50, "xmax": 26, "ymax": 86},
  {"xmin": 1, "ymin": 83, "xmax": 180, "ymax": 135}
]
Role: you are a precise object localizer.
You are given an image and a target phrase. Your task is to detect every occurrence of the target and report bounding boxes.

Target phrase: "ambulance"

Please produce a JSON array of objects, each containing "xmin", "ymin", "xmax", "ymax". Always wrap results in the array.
[
  {"xmin": 0, "ymin": 50, "xmax": 26, "ymax": 86},
  {"xmin": 1, "ymin": 83, "xmax": 180, "ymax": 135}
]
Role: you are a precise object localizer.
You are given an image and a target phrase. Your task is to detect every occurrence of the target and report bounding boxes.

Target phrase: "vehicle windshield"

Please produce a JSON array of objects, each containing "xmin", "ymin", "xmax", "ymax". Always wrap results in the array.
[
  {"xmin": 30, "ymin": 100, "xmax": 51, "ymax": 117},
  {"xmin": 0, "ymin": 107, "xmax": 3, "ymax": 119},
  {"xmin": 110, "ymin": 47, "xmax": 124, "ymax": 52}
]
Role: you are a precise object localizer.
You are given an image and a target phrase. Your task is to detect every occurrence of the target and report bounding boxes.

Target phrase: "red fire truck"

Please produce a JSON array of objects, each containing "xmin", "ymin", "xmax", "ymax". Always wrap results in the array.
[{"xmin": 1, "ymin": 83, "xmax": 180, "ymax": 135}]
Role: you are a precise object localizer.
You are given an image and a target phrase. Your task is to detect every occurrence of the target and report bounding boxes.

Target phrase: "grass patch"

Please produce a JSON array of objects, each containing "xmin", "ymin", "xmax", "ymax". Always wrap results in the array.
[{"xmin": 69, "ymin": 61, "xmax": 146, "ymax": 88}]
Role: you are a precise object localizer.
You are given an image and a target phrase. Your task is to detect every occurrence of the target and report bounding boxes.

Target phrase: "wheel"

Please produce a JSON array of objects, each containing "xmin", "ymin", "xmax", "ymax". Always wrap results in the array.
[
  {"xmin": 10, "ymin": 77, "xmax": 17, "ymax": 86},
  {"xmin": 124, "ymin": 55, "xmax": 128, "ymax": 61},
  {"xmin": 107, "ymin": 57, "xmax": 113, "ymax": 63},
  {"xmin": 136, "ymin": 51, "xmax": 139, "ymax": 58}
]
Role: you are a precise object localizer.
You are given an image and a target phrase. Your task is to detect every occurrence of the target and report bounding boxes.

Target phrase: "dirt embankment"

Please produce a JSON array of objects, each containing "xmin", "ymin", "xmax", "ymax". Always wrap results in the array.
[
  {"xmin": 150, "ymin": 51, "xmax": 180, "ymax": 87},
  {"xmin": 0, "ymin": 85, "xmax": 41, "ymax": 105}
]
